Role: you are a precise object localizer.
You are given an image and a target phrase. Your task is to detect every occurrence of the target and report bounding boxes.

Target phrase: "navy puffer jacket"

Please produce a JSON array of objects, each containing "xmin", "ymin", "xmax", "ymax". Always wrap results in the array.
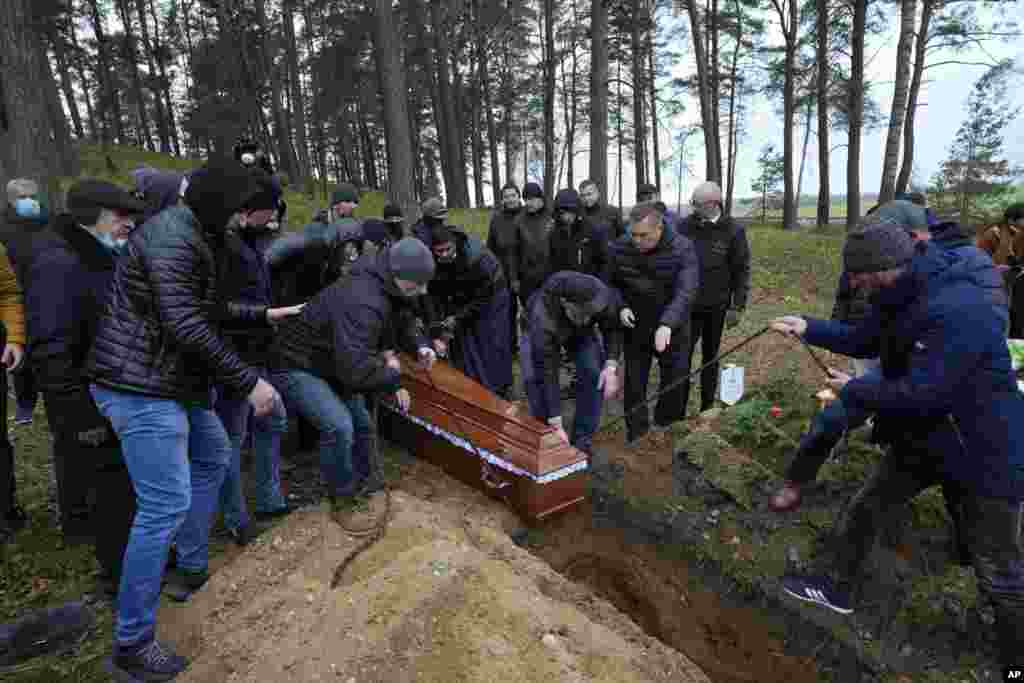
[{"xmin": 804, "ymin": 241, "xmax": 1024, "ymax": 500}]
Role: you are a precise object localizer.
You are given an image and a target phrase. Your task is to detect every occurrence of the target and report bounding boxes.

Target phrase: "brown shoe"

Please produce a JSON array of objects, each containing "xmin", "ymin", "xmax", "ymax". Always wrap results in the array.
[{"xmin": 769, "ymin": 481, "xmax": 802, "ymax": 512}]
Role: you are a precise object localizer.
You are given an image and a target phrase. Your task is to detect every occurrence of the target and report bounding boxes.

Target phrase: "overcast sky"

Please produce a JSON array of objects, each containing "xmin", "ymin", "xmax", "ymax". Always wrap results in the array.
[{"xmin": 563, "ymin": 2, "xmax": 1024, "ymax": 207}]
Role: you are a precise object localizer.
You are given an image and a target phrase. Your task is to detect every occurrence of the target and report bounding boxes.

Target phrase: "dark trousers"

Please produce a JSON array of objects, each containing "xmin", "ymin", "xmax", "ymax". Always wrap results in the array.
[
  {"xmin": 10, "ymin": 360, "xmax": 38, "ymax": 414},
  {"xmin": 0, "ymin": 356, "xmax": 15, "ymax": 521},
  {"xmin": 825, "ymin": 445, "xmax": 1024, "ymax": 668},
  {"xmin": 623, "ymin": 326, "xmax": 690, "ymax": 442},
  {"xmin": 681, "ymin": 308, "xmax": 727, "ymax": 416}
]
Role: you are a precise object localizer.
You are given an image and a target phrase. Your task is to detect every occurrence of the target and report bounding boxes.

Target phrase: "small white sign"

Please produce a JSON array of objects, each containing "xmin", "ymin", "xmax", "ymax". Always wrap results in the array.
[{"xmin": 719, "ymin": 364, "xmax": 745, "ymax": 406}]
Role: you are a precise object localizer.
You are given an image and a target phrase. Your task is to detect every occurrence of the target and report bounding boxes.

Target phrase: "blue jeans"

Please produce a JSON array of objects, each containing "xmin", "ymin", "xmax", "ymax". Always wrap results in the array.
[
  {"xmin": 89, "ymin": 384, "xmax": 230, "ymax": 647},
  {"xmin": 270, "ymin": 370, "xmax": 371, "ymax": 497},
  {"xmin": 214, "ymin": 370, "xmax": 288, "ymax": 528},
  {"xmin": 519, "ymin": 330, "xmax": 604, "ymax": 450}
]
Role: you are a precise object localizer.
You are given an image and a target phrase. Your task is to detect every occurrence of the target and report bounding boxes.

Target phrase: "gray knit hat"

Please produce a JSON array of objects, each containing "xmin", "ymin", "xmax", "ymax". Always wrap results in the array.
[
  {"xmin": 843, "ymin": 224, "xmax": 915, "ymax": 274},
  {"xmin": 869, "ymin": 199, "xmax": 928, "ymax": 232},
  {"xmin": 388, "ymin": 237, "xmax": 436, "ymax": 284}
]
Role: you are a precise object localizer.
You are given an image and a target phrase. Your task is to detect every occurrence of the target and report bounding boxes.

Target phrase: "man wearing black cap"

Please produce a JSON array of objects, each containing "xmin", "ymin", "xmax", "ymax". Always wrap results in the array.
[
  {"xmin": 770, "ymin": 225, "xmax": 1024, "ymax": 672},
  {"xmin": 271, "ymin": 238, "xmax": 438, "ymax": 513},
  {"xmin": 548, "ymin": 188, "xmax": 606, "ymax": 278},
  {"xmin": 362, "ymin": 203, "xmax": 405, "ymax": 250},
  {"xmin": 516, "ymin": 182, "xmax": 553, "ymax": 304},
  {"xmin": 24, "ymin": 179, "xmax": 142, "ymax": 568},
  {"xmin": 265, "ymin": 181, "xmax": 370, "ymax": 305},
  {"xmin": 422, "ymin": 222, "xmax": 513, "ymax": 397},
  {"xmin": 233, "ymin": 135, "xmax": 287, "ymax": 229},
  {"xmin": 86, "ymin": 160, "xmax": 281, "ymax": 681}
]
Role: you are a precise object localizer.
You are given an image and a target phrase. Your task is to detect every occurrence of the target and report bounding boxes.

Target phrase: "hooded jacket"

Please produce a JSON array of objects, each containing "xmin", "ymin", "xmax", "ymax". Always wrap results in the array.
[
  {"xmin": 526, "ymin": 271, "xmax": 622, "ymax": 421},
  {"xmin": 0, "ymin": 205, "xmax": 49, "ymax": 288},
  {"xmin": 265, "ymin": 217, "xmax": 372, "ymax": 304},
  {"xmin": 677, "ymin": 213, "xmax": 750, "ymax": 312},
  {"xmin": 420, "ymin": 229, "xmax": 506, "ymax": 338},
  {"xmin": 272, "ymin": 247, "xmax": 428, "ymax": 395},
  {"xmin": 804, "ymin": 241, "xmax": 1024, "ymax": 500},
  {"xmin": 86, "ymin": 162, "xmax": 264, "ymax": 403},
  {"xmin": 603, "ymin": 228, "xmax": 700, "ymax": 347},
  {"xmin": 132, "ymin": 167, "xmax": 186, "ymax": 223}
]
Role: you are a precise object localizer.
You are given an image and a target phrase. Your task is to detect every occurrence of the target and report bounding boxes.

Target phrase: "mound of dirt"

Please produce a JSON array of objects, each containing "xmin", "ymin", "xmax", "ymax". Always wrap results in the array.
[{"xmin": 159, "ymin": 491, "xmax": 710, "ymax": 683}]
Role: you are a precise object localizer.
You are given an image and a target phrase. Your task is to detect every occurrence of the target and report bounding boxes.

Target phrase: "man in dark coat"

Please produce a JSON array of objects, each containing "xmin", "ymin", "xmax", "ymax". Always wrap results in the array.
[
  {"xmin": 271, "ymin": 238, "xmax": 438, "ymax": 507},
  {"xmin": 86, "ymin": 160, "xmax": 280, "ymax": 681},
  {"xmin": 773, "ymin": 225, "xmax": 1024, "ymax": 672},
  {"xmin": 548, "ymin": 188, "xmax": 606, "ymax": 278},
  {"xmin": 1, "ymin": 179, "xmax": 48, "ymax": 425},
  {"xmin": 130, "ymin": 166, "xmax": 185, "ymax": 224},
  {"xmin": 516, "ymin": 182, "xmax": 553, "ymax": 304},
  {"xmin": 579, "ymin": 179, "xmax": 624, "ymax": 242},
  {"xmin": 520, "ymin": 271, "xmax": 622, "ymax": 455},
  {"xmin": 24, "ymin": 180, "xmax": 142, "ymax": 592},
  {"xmin": 361, "ymin": 202, "xmax": 405, "ymax": 250},
  {"xmin": 234, "ymin": 135, "xmax": 287, "ymax": 228},
  {"xmin": 421, "ymin": 223, "xmax": 513, "ymax": 397},
  {"xmin": 637, "ymin": 182, "xmax": 682, "ymax": 233},
  {"xmin": 677, "ymin": 181, "xmax": 751, "ymax": 415},
  {"xmin": 487, "ymin": 183, "xmax": 524, "ymax": 337},
  {"xmin": 604, "ymin": 202, "xmax": 700, "ymax": 443}
]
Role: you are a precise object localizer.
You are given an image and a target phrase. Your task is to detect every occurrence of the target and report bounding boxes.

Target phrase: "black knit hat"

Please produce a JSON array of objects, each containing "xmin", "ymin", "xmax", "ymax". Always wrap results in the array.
[
  {"xmin": 67, "ymin": 179, "xmax": 145, "ymax": 227},
  {"xmin": 430, "ymin": 224, "xmax": 456, "ymax": 247},
  {"xmin": 636, "ymin": 182, "xmax": 659, "ymax": 200},
  {"xmin": 241, "ymin": 170, "xmax": 281, "ymax": 211},
  {"xmin": 523, "ymin": 182, "xmax": 543, "ymax": 200},
  {"xmin": 388, "ymin": 237, "xmax": 436, "ymax": 284},
  {"xmin": 331, "ymin": 183, "xmax": 359, "ymax": 205},
  {"xmin": 554, "ymin": 188, "xmax": 580, "ymax": 212},
  {"xmin": 383, "ymin": 203, "xmax": 403, "ymax": 223},
  {"xmin": 843, "ymin": 224, "xmax": 915, "ymax": 274},
  {"xmin": 184, "ymin": 159, "xmax": 263, "ymax": 233}
]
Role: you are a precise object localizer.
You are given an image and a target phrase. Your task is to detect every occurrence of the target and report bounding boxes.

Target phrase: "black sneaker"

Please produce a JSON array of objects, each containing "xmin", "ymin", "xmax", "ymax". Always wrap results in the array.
[
  {"xmin": 781, "ymin": 574, "xmax": 854, "ymax": 615},
  {"xmin": 163, "ymin": 568, "xmax": 209, "ymax": 603},
  {"xmin": 106, "ymin": 638, "xmax": 188, "ymax": 682}
]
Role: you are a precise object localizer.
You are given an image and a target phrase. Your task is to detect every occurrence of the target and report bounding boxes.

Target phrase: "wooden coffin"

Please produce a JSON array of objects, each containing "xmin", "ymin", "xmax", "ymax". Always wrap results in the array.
[{"xmin": 378, "ymin": 354, "xmax": 589, "ymax": 523}]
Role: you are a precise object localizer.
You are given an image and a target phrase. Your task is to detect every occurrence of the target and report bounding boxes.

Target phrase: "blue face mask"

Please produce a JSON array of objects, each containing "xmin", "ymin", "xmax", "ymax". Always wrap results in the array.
[
  {"xmin": 14, "ymin": 198, "xmax": 41, "ymax": 220},
  {"xmin": 94, "ymin": 230, "xmax": 127, "ymax": 252}
]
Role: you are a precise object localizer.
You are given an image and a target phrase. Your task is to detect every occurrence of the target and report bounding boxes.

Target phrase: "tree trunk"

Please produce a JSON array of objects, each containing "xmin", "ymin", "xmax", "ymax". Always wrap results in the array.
[
  {"xmin": 896, "ymin": 0, "xmax": 933, "ymax": 194},
  {"xmin": 254, "ymin": 0, "xmax": 297, "ymax": 180},
  {"xmin": 724, "ymin": 0, "xmax": 743, "ymax": 214},
  {"xmin": 151, "ymin": 0, "xmax": 181, "ymax": 155},
  {"xmin": 116, "ymin": 0, "xmax": 155, "ymax": 151},
  {"xmin": 589, "ymin": 0, "xmax": 609, "ymax": 196},
  {"xmin": 53, "ymin": 43, "xmax": 85, "ymax": 139},
  {"xmin": 0, "ymin": 0, "xmax": 76, "ymax": 206},
  {"xmin": 796, "ymin": 97, "xmax": 813, "ymax": 208},
  {"xmin": 471, "ymin": 49, "xmax": 486, "ymax": 207},
  {"xmin": 68, "ymin": 22, "xmax": 98, "ymax": 141},
  {"xmin": 134, "ymin": 0, "xmax": 171, "ymax": 152},
  {"xmin": 543, "ymin": 0, "xmax": 556, "ymax": 202},
  {"xmin": 449, "ymin": 53, "xmax": 471, "ymax": 205},
  {"xmin": 373, "ymin": 0, "xmax": 417, "ymax": 217},
  {"xmin": 687, "ymin": 0, "xmax": 720, "ymax": 183},
  {"xmin": 482, "ymin": 37, "xmax": 501, "ymax": 203},
  {"xmin": 878, "ymin": 0, "xmax": 915, "ymax": 202},
  {"xmin": 780, "ymin": 0, "xmax": 797, "ymax": 230},
  {"xmin": 283, "ymin": 0, "xmax": 310, "ymax": 185},
  {"xmin": 816, "ymin": 0, "xmax": 830, "ymax": 226},
  {"xmin": 429, "ymin": 1, "xmax": 459, "ymax": 204},
  {"xmin": 42, "ymin": 50, "xmax": 78, "ymax": 177},
  {"xmin": 709, "ymin": 0, "xmax": 722, "ymax": 185},
  {"xmin": 847, "ymin": 0, "xmax": 866, "ymax": 230},
  {"xmin": 648, "ymin": 22, "xmax": 660, "ymax": 194},
  {"xmin": 631, "ymin": 0, "xmax": 646, "ymax": 186},
  {"xmin": 88, "ymin": 0, "xmax": 125, "ymax": 143}
]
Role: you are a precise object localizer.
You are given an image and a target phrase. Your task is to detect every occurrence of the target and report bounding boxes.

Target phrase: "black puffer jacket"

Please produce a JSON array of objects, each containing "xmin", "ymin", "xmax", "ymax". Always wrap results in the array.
[
  {"xmin": 272, "ymin": 248, "xmax": 428, "ymax": 395},
  {"xmin": 581, "ymin": 203, "xmax": 624, "ymax": 242},
  {"xmin": 486, "ymin": 206, "xmax": 523, "ymax": 286},
  {"xmin": 549, "ymin": 214, "xmax": 606, "ymax": 280},
  {"xmin": 215, "ymin": 228, "xmax": 277, "ymax": 368},
  {"xmin": 421, "ymin": 230, "xmax": 506, "ymax": 338},
  {"xmin": 677, "ymin": 214, "xmax": 750, "ymax": 312},
  {"xmin": 87, "ymin": 168, "xmax": 264, "ymax": 403},
  {"xmin": 516, "ymin": 207, "xmax": 553, "ymax": 302},
  {"xmin": 603, "ymin": 229, "xmax": 700, "ymax": 339},
  {"xmin": 265, "ymin": 217, "xmax": 374, "ymax": 304}
]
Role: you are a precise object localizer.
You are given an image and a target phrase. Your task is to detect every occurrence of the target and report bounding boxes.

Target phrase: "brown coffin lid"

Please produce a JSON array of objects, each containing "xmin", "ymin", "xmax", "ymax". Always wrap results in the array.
[{"xmin": 392, "ymin": 354, "xmax": 586, "ymax": 476}]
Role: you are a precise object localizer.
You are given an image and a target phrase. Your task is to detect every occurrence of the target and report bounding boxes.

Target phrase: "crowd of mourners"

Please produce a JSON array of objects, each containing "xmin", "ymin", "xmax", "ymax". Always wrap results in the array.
[{"xmin": 0, "ymin": 136, "xmax": 1020, "ymax": 679}]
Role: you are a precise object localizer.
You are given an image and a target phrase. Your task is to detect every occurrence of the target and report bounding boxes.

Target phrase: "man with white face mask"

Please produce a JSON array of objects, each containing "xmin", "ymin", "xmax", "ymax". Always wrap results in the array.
[
  {"xmin": 22, "ymin": 180, "xmax": 144, "ymax": 594},
  {"xmin": 677, "ymin": 181, "xmax": 751, "ymax": 416}
]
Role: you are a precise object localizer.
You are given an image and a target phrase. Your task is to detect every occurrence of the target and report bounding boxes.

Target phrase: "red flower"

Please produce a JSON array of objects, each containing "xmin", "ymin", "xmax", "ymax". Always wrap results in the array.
[{"xmin": 769, "ymin": 405, "xmax": 783, "ymax": 418}]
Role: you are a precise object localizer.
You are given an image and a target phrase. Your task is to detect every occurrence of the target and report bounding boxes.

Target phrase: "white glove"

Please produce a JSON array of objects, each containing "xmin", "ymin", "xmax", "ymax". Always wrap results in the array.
[
  {"xmin": 654, "ymin": 325, "xmax": 672, "ymax": 353},
  {"xmin": 620, "ymin": 308, "xmax": 636, "ymax": 329},
  {"xmin": 417, "ymin": 346, "xmax": 437, "ymax": 369},
  {"xmin": 598, "ymin": 362, "xmax": 621, "ymax": 399}
]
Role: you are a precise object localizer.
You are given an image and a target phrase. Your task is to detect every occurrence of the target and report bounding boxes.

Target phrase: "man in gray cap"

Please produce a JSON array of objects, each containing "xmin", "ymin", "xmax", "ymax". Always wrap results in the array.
[
  {"xmin": 769, "ymin": 224, "xmax": 1024, "ymax": 672},
  {"xmin": 271, "ymin": 237, "xmax": 438, "ymax": 518}
]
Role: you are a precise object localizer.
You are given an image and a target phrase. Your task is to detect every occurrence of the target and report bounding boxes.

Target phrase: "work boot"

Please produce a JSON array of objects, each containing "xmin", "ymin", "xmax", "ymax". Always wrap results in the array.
[
  {"xmin": 106, "ymin": 638, "xmax": 188, "ymax": 682},
  {"xmin": 163, "ymin": 567, "xmax": 209, "ymax": 603}
]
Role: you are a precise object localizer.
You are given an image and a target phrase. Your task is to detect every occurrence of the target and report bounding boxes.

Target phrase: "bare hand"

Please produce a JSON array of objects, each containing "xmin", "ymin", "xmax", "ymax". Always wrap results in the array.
[
  {"xmin": 382, "ymin": 351, "xmax": 400, "ymax": 372},
  {"xmin": 554, "ymin": 427, "xmax": 570, "ymax": 444},
  {"xmin": 770, "ymin": 315, "xmax": 807, "ymax": 337},
  {"xmin": 654, "ymin": 325, "xmax": 672, "ymax": 353},
  {"xmin": 267, "ymin": 303, "xmax": 305, "ymax": 323},
  {"xmin": 825, "ymin": 367, "xmax": 851, "ymax": 391},
  {"xmin": 620, "ymin": 308, "xmax": 636, "ymax": 329},
  {"xmin": 417, "ymin": 346, "xmax": 437, "ymax": 370},
  {"xmin": 247, "ymin": 378, "xmax": 278, "ymax": 417},
  {"xmin": 433, "ymin": 338, "xmax": 448, "ymax": 357},
  {"xmin": 2, "ymin": 343, "xmax": 24, "ymax": 371},
  {"xmin": 598, "ymin": 365, "xmax": 621, "ymax": 400},
  {"xmin": 395, "ymin": 388, "xmax": 411, "ymax": 412}
]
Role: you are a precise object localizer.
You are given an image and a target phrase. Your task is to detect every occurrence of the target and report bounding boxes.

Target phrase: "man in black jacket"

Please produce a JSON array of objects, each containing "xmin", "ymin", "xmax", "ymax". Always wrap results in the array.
[
  {"xmin": 361, "ymin": 202, "xmax": 405, "ymax": 250},
  {"xmin": 422, "ymin": 223, "xmax": 513, "ymax": 397},
  {"xmin": 521, "ymin": 271, "xmax": 622, "ymax": 455},
  {"xmin": 25, "ymin": 181, "xmax": 142, "ymax": 590},
  {"xmin": 579, "ymin": 179, "xmax": 624, "ymax": 242},
  {"xmin": 271, "ymin": 238, "xmax": 438, "ymax": 510},
  {"xmin": 516, "ymin": 182, "xmax": 553, "ymax": 304},
  {"xmin": 677, "ymin": 181, "xmax": 751, "ymax": 415},
  {"xmin": 605, "ymin": 202, "xmax": 700, "ymax": 443},
  {"xmin": 86, "ymin": 160, "xmax": 280, "ymax": 682},
  {"xmin": 2, "ymin": 179, "xmax": 47, "ymax": 424},
  {"xmin": 548, "ymin": 188, "xmax": 606, "ymax": 278},
  {"xmin": 487, "ymin": 183, "xmax": 523, "ymax": 337}
]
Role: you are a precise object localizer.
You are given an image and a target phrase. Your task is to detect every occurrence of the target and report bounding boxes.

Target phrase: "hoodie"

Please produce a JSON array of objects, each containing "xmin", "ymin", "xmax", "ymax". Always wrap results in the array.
[
  {"xmin": 132, "ymin": 166, "xmax": 186, "ymax": 223},
  {"xmin": 804, "ymin": 242, "xmax": 1024, "ymax": 499}
]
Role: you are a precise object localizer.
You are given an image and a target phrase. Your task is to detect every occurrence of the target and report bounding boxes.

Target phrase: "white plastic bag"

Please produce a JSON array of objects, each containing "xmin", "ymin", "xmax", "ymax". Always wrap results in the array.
[{"xmin": 719, "ymin": 364, "xmax": 745, "ymax": 406}]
